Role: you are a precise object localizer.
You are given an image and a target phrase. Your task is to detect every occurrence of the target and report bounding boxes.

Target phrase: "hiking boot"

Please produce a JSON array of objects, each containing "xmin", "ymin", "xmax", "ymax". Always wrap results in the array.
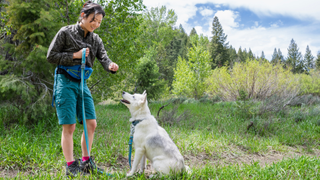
[
  {"xmin": 66, "ymin": 159, "xmax": 81, "ymax": 177},
  {"xmin": 80, "ymin": 156, "xmax": 104, "ymax": 174}
]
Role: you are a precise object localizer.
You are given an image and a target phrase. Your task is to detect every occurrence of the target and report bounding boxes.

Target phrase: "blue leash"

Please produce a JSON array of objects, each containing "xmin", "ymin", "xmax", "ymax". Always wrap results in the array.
[
  {"xmin": 81, "ymin": 48, "xmax": 113, "ymax": 177},
  {"xmin": 128, "ymin": 135, "xmax": 133, "ymax": 169},
  {"xmin": 81, "ymin": 48, "xmax": 91, "ymax": 160},
  {"xmin": 128, "ymin": 120, "xmax": 142, "ymax": 169}
]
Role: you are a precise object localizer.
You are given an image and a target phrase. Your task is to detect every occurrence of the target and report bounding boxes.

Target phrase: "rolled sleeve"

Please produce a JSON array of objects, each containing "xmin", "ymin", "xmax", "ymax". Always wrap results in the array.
[
  {"xmin": 96, "ymin": 37, "xmax": 113, "ymax": 73},
  {"xmin": 47, "ymin": 29, "xmax": 74, "ymax": 65}
]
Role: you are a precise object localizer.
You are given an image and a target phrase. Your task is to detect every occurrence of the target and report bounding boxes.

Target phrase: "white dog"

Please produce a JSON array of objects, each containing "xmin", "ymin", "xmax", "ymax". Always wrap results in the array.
[{"xmin": 121, "ymin": 90, "xmax": 188, "ymax": 176}]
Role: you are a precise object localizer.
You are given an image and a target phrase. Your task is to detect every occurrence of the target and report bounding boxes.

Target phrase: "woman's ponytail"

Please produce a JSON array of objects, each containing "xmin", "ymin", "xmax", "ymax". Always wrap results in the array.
[
  {"xmin": 79, "ymin": 1, "xmax": 105, "ymax": 23},
  {"xmin": 83, "ymin": 1, "xmax": 92, "ymax": 8}
]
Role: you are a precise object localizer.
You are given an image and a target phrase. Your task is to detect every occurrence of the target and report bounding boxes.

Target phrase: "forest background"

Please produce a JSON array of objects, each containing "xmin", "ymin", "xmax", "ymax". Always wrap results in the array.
[{"xmin": 1, "ymin": 0, "xmax": 320, "ymax": 124}]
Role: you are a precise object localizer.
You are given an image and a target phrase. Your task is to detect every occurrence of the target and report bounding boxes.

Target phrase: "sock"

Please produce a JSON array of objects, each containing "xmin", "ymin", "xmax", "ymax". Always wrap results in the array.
[
  {"xmin": 82, "ymin": 156, "xmax": 90, "ymax": 161},
  {"xmin": 67, "ymin": 161, "xmax": 74, "ymax": 166}
]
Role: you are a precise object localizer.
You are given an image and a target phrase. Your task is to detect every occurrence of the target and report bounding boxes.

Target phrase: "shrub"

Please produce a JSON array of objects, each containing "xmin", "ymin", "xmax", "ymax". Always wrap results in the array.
[
  {"xmin": 169, "ymin": 97, "xmax": 189, "ymax": 104},
  {"xmin": 206, "ymin": 60, "xmax": 300, "ymax": 101},
  {"xmin": 158, "ymin": 105, "xmax": 190, "ymax": 126},
  {"xmin": 235, "ymin": 89, "xmax": 258, "ymax": 119},
  {"xmin": 299, "ymin": 69, "xmax": 320, "ymax": 96},
  {"xmin": 288, "ymin": 94, "xmax": 320, "ymax": 106},
  {"xmin": 0, "ymin": 74, "xmax": 54, "ymax": 125},
  {"xmin": 198, "ymin": 94, "xmax": 221, "ymax": 104}
]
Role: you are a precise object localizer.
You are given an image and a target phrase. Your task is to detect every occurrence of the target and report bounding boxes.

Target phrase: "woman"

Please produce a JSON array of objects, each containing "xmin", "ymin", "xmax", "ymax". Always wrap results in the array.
[{"xmin": 47, "ymin": 1, "xmax": 118, "ymax": 177}]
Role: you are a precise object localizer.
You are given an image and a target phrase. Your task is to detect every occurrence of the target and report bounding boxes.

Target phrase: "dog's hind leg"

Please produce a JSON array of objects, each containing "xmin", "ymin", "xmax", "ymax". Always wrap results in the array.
[
  {"xmin": 127, "ymin": 148, "xmax": 145, "ymax": 176},
  {"xmin": 139, "ymin": 155, "xmax": 146, "ymax": 172}
]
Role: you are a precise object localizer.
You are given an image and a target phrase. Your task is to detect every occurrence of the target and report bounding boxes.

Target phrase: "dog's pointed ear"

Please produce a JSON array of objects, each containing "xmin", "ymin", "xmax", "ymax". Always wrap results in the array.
[
  {"xmin": 142, "ymin": 90, "xmax": 146, "ymax": 95},
  {"xmin": 140, "ymin": 91, "xmax": 147, "ymax": 104}
]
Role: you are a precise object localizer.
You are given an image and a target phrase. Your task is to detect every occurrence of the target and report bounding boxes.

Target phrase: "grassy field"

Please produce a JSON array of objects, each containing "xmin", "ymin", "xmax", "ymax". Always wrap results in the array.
[{"xmin": 0, "ymin": 100, "xmax": 320, "ymax": 179}]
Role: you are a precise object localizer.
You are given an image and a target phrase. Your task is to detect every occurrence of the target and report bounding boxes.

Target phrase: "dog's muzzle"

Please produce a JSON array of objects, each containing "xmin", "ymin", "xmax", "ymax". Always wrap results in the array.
[{"xmin": 121, "ymin": 99, "xmax": 130, "ymax": 104}]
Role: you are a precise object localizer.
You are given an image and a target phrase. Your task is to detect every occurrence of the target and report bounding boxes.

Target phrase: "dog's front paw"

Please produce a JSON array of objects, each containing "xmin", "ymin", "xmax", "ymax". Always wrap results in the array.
[{"xmin": 126, "ymin": 171, "xmax": 134, "ymax": 177}]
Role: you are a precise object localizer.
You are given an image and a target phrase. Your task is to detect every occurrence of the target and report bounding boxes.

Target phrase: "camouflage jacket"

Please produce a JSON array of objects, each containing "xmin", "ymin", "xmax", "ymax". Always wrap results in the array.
[{"xmin": 47, "ymin": 23, "xmax": 113, "ymax": 73}]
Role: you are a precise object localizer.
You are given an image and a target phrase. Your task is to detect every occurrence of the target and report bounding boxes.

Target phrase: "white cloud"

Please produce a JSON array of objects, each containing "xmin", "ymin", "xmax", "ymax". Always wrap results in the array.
[
  {"xmin": 231, "ymin": 26, "xmax": 320, "ymax": 60},
  {"xmin": 270, "ymin": 20, "xmax": 283, "ymax": 28},
  {"xmin": 142, "ymin": 0, "xmax": 320, "ymax": 59},
  {"xmin": 199, "ymin": 10, "xmax": 320, "ymax": 59},
  {"xmin": 194, "ymin": 26, "xmax": 205, "ymax": 35},
  {"xmin": 143, "ymin": 0, "xmax": 320, "ymax": 22},
  {"xmin": 214, "ymin": 10, "xmax": 239, "ymax": 31},
  {"xmin": 199, "ymin": 7, "xmax": 214, "ymax": 17}
]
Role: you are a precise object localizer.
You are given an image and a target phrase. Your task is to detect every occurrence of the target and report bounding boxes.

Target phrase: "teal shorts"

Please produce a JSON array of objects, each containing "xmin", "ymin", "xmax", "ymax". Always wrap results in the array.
[{"xmin": 54, "ymin": 74, "xmax": 96, "ymax": 125}]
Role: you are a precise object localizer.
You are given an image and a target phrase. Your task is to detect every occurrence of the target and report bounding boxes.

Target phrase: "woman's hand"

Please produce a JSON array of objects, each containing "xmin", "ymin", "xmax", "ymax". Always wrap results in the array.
[
  {"xmin": 73, "ymin": 48, "xmax": 90, "ymax": 59},
  {"xmin": 109, "ymin": 62, "xmax": 119, "ymax": 72}
]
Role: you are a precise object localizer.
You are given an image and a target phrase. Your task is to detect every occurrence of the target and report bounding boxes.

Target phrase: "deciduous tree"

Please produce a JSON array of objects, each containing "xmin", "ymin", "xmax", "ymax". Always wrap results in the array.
[
  {"xmin": 85, "ymin": 0, "xmax": 146, "ymax": 99},
  {"xmin": 172, "ymin": 34, "xmax": 211, "ymax": 99}
]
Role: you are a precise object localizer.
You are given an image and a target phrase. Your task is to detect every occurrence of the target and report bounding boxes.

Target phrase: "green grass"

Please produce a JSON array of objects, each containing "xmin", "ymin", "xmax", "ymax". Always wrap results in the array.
[{"xmin": 1, "ymin": 101, "xmax": 320, "ymax": 179}]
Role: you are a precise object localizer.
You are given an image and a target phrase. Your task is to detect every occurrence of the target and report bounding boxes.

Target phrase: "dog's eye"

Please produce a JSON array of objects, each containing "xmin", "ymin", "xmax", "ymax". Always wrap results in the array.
[{"xmin": 133, "ymin": 96, "xmax": 135, "ymax": 99}]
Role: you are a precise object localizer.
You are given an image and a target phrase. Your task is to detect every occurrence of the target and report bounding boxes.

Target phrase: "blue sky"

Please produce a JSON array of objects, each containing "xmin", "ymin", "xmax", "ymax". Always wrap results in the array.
[{"xmin": 143, "ymin": 0, "xmax": 320, "ymax": 60}]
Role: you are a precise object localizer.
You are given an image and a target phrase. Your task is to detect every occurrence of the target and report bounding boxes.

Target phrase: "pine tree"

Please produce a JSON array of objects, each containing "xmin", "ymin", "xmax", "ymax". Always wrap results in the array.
[
  {"xmin": 188, "ymin": 27, "xmax": 198, "ymax": 50},
  {"xmin": 271, "ymin": 48, "xmax": 284, "ymax": 64},
  {"xmin": 278, "ymin": 48, "xmax": 285, "ymax": 64},
  {"xmin": 304, "ymin": 45, "xmax": 315, "ymax": 70},
  {"xmin": 190, "ymin": 27, "xmax": 197, "ymax": 36},
  {"xmin": 271, "ymin": 48, "xmax": 279, "ymax": 64},
  {"xmin": 177, "ymin": 24, "xmax": 189, "ymax": 60},
  {"xmin": 242, "ymin": 48, "xmax": 249, "ymax": 61},
  {"xmin": 135, "ymin": 48, "xmax": 166, "ymax": 100},
  {"xmin": 316, "ymin": 51, "xmax": 320, "ymax": 70},
  {"xmin": 228, "ymin": 45, "xmax": 237, "ymax": 68},
  {"xmin": 286, "ymin": 39, "xmax": 303, "ymax": 73},
  {"xmin": 0, "ymin": 0, "xmax": 65, "ymax": 123},
  {"xmin": 260, "ymin": 51, "xmax": 266, "ymax": 61},
  {"xmin": 237, "ymin": 47, "xmax": 245, "ymax": 62},
  {"xmin": 165, "ymin": 36, "xmax": 181, "ymax": 88},
  {"xmin": 209, "ymin": 16, "xmax": 229, "ymax": 68},
  {"xmin": 248, "ymin": 48, "xmax": 254, "ymax": 60}
]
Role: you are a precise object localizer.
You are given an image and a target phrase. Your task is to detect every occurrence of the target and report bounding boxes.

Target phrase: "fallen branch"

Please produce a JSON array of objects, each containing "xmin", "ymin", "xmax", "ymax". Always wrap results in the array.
[
  {"xmin": 157, "ymin": 102, "xmax": 171, "ymax": 118},
  {"xmin": 246, "ymin": 121, "xmax": 256, "ymax": 135},
  {"xmin": 89, "ymin": 80, "xmax": 101, "ymax": 90}
]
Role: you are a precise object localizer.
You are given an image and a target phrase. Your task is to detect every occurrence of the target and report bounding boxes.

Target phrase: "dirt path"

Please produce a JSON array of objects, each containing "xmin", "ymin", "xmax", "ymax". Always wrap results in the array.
[
  {"xmin": 185, "ymin": 147, "xmax": 320, "ymax": 168},
  {"xmin": 1, "ymin": 147, "xmax": 319, "ymax": 178}
]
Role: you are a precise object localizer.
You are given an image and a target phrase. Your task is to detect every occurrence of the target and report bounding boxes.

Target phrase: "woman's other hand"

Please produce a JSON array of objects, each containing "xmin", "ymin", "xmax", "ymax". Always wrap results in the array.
[{"xmin": 109, "ymin": 62, "xmax": 119, "ymax": 72}]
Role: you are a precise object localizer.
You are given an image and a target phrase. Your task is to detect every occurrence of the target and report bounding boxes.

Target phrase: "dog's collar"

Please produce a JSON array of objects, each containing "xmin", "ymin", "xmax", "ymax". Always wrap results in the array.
[{"xmin": 132, "ymin": 119, "xmax": 144, "ymax": 126}]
